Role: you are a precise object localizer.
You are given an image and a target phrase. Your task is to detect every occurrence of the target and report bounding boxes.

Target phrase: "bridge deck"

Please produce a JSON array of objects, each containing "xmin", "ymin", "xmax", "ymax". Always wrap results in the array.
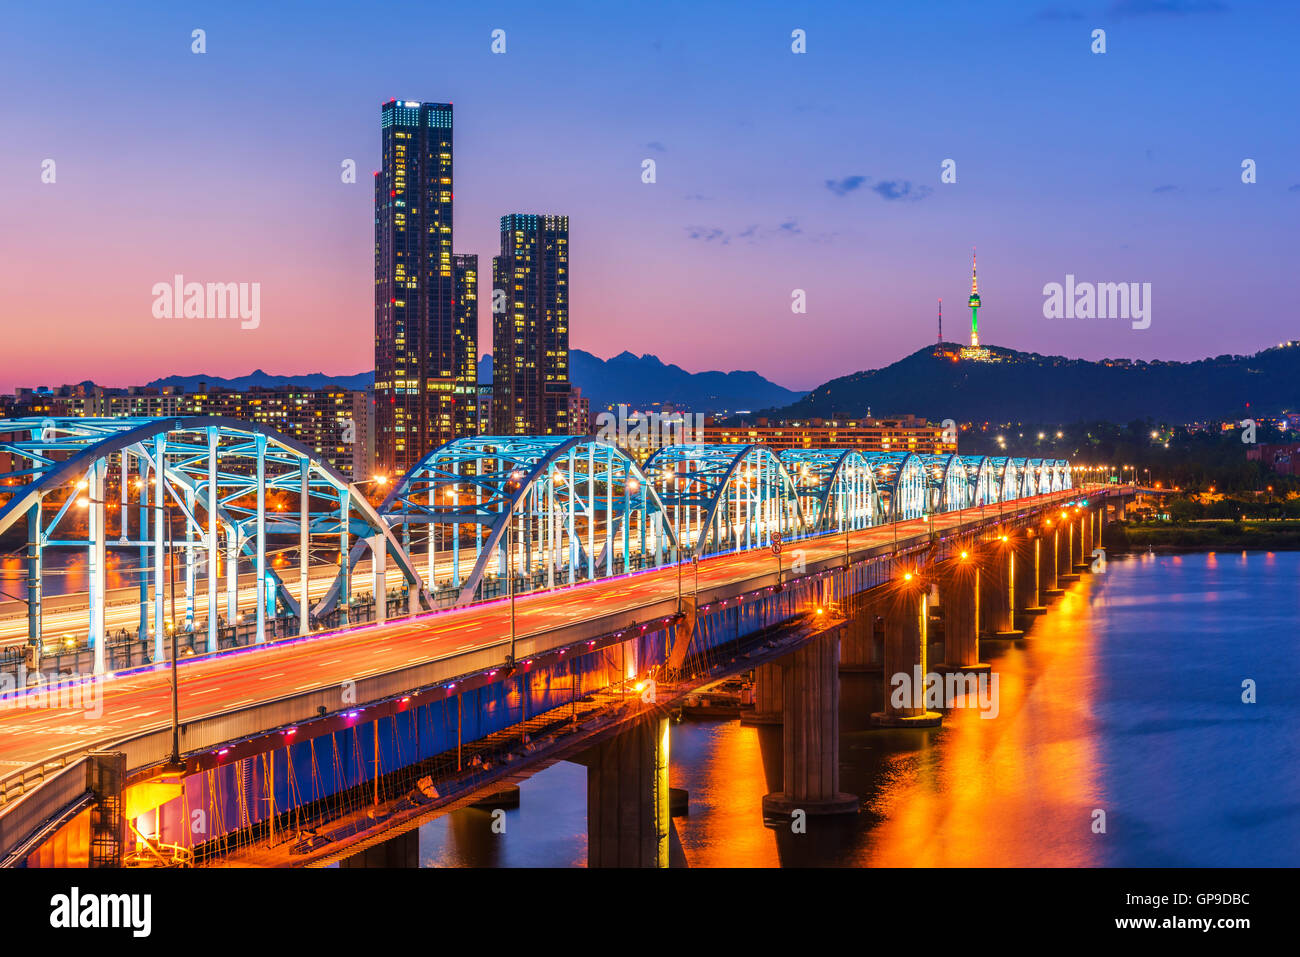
[{"xmin": 0, "ymin": 489, "xmax": 1098, "ymax": 786}]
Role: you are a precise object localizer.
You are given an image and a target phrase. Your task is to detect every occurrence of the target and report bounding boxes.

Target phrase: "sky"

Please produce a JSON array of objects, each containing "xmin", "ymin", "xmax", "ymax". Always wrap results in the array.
[{"xmin": 1, "ymin": 0, "xmax": 1297, "ymax": 394}]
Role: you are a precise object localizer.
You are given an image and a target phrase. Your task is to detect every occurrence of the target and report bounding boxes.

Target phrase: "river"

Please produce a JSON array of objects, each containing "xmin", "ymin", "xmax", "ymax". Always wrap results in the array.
[{"xmin": 413, "ymin": 550, "xmax": 1300, "ymax": 867}]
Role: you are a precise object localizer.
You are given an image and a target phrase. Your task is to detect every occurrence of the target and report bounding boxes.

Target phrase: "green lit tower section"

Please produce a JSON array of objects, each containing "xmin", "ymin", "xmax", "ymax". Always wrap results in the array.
[{"xmin": 968, "ymin": 247, "xmax": 981, "ymax": 348}]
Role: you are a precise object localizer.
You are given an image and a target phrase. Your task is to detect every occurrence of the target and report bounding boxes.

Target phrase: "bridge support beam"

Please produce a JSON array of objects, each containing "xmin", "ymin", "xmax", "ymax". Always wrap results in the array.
[
  {"xmin": 936, "ymin": 557, "xmax": 989, "ymax": 673},
  {"xmin": 980, "ymin": 543, "xmax": 1022, "ymax": 639},
  {"xmin": 871, "ymin": 587, "xmax": 942, "ymax": 728},
  {"xmin": 1014, "ymin": 533, "xmax": 1047, "ymax": 626},
  {"xmin": 764, "ymin": 626, "xmax": 859, "ymax": 817},
  {"xmin": 585, "ymin": 715, "xmax": 671, "ymax": 868},
  {"xmin": 740, "ymin": 661, "xmax": 783, "ymax": 725},
  {"xmin": 839, "ymin": 590, "xmax": 883, "ymax": 673},
  {"xmin": 1042, "ymin": 525, "xmax": 1063, "ymax": 596}
]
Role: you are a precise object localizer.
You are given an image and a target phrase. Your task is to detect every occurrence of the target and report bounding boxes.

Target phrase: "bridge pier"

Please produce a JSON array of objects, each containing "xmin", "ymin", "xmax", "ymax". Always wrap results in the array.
[
  {"xmin": 1041, "ymin": 525, "xmax": 1064, "ymax": 597},
  {"xmin": 936, "ymin": 555, "xmax": 989, "ymax": 673},
  {"xmin": 871, "ymin": 586, "xmax": 942, "ymax": 728},
  {"xmin": 839, "ymin": 590, "xmax": 883, "ymax": 673},
  {"xmin": 763, "ymin": 625, "xmax": 859, "ymax": 817},
  {"xmin": 340, "ymin": 828, "xmax": 419, "ymax": 867},
  {"xmin": 584, "ymin": 715, "xmax": 671, "ymax": 868},
  {"xmin": 980, "ymin": 540, "xmax": 1022, "ymax": 639},
  {"xmin": 740, "ymin": 661, "xmax": 783, "ymax": 725},
  {"xmin": 1013, "ymin": 533, "xmax": 1047, "ymax": 626}
]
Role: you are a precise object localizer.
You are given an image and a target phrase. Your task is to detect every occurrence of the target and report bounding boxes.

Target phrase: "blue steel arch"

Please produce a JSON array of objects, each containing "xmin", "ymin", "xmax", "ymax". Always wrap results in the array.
[
  {"xmin": 643, "ymin": 444, "xmax": 807, "ymax": 557},
  {"xmin": 0, "ymin": 417, "xmax": 426, "ymax": 670},
  {"xmin": 778, "ymin": 449, "xmax": 882, "ymax": 532},
  {"xmin": 919, "ymin": 454, "xmax": 971, "ymax": 512},
  {"xmin": 959, "ymin": 455, "xmax": 999, "ymax": 506},
  {"xmin": 862, "ymin": 452, "xmax": 928, "ymax": 522},
  {"xmin": 377, "ymin": 435, "xmax": 677, "ymax": 606}
]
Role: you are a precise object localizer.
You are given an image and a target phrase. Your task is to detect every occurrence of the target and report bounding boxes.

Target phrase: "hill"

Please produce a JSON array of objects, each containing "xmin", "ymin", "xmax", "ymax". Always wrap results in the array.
[{"xmin": 764, "ymin": 343, "xmax": 1300, "ymax": 424}]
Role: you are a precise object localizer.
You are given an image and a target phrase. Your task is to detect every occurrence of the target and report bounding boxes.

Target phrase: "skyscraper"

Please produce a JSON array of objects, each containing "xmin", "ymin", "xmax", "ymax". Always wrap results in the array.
[
  {"xmin": 491, "ymin": 214, "xmax": 571, "ymax": 435},
  {"xmin": 452, "ymin": 253, "xmax": 479, "ymax": 435},
  {"xmin": 374, "ymin": 99, "xmax": 474, "ymax": 476}
]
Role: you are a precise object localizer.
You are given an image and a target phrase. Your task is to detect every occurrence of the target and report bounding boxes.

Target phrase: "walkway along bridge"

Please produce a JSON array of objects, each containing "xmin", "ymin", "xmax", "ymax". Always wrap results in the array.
[{"xmin": 0, "ymin": 416, "xmax": 1125, "ymax": 866}]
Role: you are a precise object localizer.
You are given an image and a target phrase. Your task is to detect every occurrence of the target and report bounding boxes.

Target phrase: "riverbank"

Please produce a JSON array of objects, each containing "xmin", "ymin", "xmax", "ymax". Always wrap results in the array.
[{"xmin": 1107, "ymin": 519, "xmax": 1300, "ymax": 553}]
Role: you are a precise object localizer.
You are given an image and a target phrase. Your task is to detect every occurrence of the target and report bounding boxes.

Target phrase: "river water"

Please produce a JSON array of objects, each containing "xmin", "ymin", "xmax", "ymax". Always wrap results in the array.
[{"xmin": 415, "ymin": 550, "xmax": 1300, "ymax": 867}]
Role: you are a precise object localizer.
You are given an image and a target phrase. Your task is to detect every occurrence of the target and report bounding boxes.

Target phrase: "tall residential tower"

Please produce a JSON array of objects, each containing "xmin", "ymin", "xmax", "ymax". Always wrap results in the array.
[
  {"xmin": 374, "ymin": 99, "xmax": 477, "ymax": 475},
  {"xmin": 491, "ymin": 214, "xmax": 571, "ymax": 435}
]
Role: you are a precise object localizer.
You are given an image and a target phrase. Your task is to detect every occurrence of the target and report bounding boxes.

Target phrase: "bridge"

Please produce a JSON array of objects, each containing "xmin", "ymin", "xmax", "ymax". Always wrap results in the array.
[{"xmin": 0, "ymin": 416, "xmax": 1121, "ymax": 867}]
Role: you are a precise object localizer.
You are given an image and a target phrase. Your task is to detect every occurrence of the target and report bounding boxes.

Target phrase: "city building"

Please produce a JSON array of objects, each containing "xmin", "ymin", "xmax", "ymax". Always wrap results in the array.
[
  {"xmin": 491, "ymin": 214, "xmax": 571, "ymax": 435},
  {"xmin": 1247, "ymin": 442, "xmax": 1300, "ymax": 477},
  {"xmin": 452, "ymin": 253, "xmax": 480, "ymax": 436},
  {"xmin": 3, "ymin": 384, "xmax": 369, "ymax": 479},
  {"xmin": 374, "ymin": 99, "xmax": 475, "ymax": 476},
  {"xmin": 567, "ymin": 385, "xmax": 590, "ymax": 435},
  {"xmin": 702, "ymin": 415, "xmax": 955, "ymax": 455}
]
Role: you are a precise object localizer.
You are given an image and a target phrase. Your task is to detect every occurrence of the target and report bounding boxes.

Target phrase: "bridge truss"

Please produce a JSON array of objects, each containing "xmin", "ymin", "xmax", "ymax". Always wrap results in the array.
[{"xmin": 0, "ymin": 415, "xmax": 1071, "ymax": 671}]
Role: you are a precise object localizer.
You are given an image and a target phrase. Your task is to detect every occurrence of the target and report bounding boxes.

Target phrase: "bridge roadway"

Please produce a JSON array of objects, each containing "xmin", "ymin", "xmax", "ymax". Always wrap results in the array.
[{"xmin": 0, "ymin": 489, "xmax": 1088, "ymax": 782}]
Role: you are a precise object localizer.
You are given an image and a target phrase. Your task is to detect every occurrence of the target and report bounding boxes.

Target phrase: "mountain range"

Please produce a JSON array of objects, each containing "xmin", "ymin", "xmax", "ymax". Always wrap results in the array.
[
  {"xmin": 762, "ymin": 343, "xmax": 1300, "ymax": 424},
  {"xmin": 142, "ymin": 351, "xmax": 806, "ymax": 414}
]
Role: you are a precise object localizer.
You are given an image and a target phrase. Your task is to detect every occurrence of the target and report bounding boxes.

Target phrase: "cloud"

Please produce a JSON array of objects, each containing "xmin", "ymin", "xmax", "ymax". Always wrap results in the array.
[
  {"xmin": 1152, "ymin": 184, "xmax": 1182, "ymax": 193},
  {"xmin": 1109, "ymin": 0, "xmax": 1227, "ymax": 16},
  {"xmin": 777, "ymin": 219, "xmax": 802, "ymax": 235},
  {"xmin": 871, "ymin": 180, "xmax": 931, "ymax": 201},
  {"xmin": 1289, "ymin": 184, "xmax": 1300, "ymax": 193},
  {"xmin": 645, "ymin": 141, "xmax": 667, "ymax": 152},
  {"xmin": 825, "ymin": 175, "xmax": 867, "ymax": 196},
  {"xmin": 684, "ymin": 225, "xmax": 728, "ymax": 243},
  {"xmin": 683, "ymin": 193, "xmax": 711, "ymax": 201}
]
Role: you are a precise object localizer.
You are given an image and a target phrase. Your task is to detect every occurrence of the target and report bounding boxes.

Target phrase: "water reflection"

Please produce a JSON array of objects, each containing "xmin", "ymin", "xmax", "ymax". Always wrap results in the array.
[{"xmin": 414, "ymin": 552, "xmax": 1300, "ymax": 866}]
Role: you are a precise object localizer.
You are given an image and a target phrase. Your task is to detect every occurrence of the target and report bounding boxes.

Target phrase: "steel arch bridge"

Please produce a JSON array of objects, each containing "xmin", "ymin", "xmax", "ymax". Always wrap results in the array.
[
  {"xmin": 376, "ymin": 435, "xmax": 677, "ymax": 606},
  {"xmin": 0, "ymin": 417, "xmax": 426, "ymax": 671},
  {"xmin": 0, "ymin": 415, "xmax": 1073, "ymax": 673}
]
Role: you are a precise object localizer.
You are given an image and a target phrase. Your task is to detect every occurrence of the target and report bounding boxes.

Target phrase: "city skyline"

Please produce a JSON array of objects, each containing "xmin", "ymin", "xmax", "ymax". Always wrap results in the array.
[{"xmin": 3, "ymin": 1, "xmax": 1297, "ymax": 396}]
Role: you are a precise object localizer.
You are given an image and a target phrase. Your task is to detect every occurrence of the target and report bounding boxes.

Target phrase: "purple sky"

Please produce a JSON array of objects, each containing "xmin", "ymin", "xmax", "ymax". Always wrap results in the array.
[{"xmin": 1, "ymin": 0, "xmax": 1297, "ymax": 395}]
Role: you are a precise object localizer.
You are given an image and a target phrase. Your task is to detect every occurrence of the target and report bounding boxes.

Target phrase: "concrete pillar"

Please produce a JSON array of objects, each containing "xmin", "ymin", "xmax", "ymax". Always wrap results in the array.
[
  {"xmin": 741, "ymin": 661, "xmax": 783, "ymax": 725},
  {"xmin": 937, "ymin": 557, "xmax": 989, "ymax": 673},
  {"xmin": 585, "ymin": 715, "xmax": 670, "ymax": 868},
  {"xmin": 340, "ymin": 828, "xmax": 419, "ymax": 867},
  {"xmin": 1080, "ymin": 511, "xmax": 1095, "ymax": 571},
  {"xmin": 764, "ymin": 627, "xmax": 859, "ymax": 816},
  {"xmin": 870, "ymin": 587, "xmax": 942, "ymax": 728},
  {"xmin": 839, "ymin": 591, "xmax": 883, "ymax": 673},
  {"xmin": 1014, "ymin": 534, "xmax": 1047, "ymax": 624},
  {"xmin": 1042, "ymin": 525, "xmax": 1063, "ymax": 596},
  {"xmin": 980, "ymin": 542, "xmax": 1022, "ymax": 638},
  {"xmin": 1055, "ymin": 514, "xmax": 1079, "ymax": 584}
]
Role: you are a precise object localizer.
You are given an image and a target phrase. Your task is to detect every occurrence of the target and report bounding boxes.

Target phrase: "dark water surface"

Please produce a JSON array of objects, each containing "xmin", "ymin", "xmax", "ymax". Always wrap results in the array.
[{"xmin": 417, "ymin": 551, "xmax": 1299, "ymax": 867}]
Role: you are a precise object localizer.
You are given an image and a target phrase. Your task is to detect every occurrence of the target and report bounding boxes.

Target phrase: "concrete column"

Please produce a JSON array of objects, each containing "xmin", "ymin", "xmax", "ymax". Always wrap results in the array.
[
  {"xmin": 741, "ymin": 661, "xmax": 783, "ymax": 725},
  {"xmin": 839, "ymin": 591, "xmax": 882, "ymax": 673},
  {"xmin": 1042, "ymin": 525, "xmax": 1063, "ymax": 596},
  {"xmin": 871, "ymin": 587, "xmax": 942, "ymax": 728},
  {"xmin": 1058, "ymin": 516, "xmax": 1080, "ymax": 583},
  {"xmin": 937, "ymin": 557, "xmax": 989, "ymax": 673},
  {"xmin": 980, "ymin": 543, "xmax": 1022, "ymax": 638},
  {"xmin": 764, "ymin": 627, "xmax": 859, "ymax": 816},
  {"xmin": 585, "ymin": 715, "xmax": 671, "ymax": 868},
  {"xmin": 340, "ymin": 828, "xmax": 418, "ymax": 867},
  {"xmin": 1014, "ymin": 534, "xmax": 1047, "ymax": 625},
  {"xmin": 1080, "ymin": 511, "xmax": 1095, "ymax": 571}
]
